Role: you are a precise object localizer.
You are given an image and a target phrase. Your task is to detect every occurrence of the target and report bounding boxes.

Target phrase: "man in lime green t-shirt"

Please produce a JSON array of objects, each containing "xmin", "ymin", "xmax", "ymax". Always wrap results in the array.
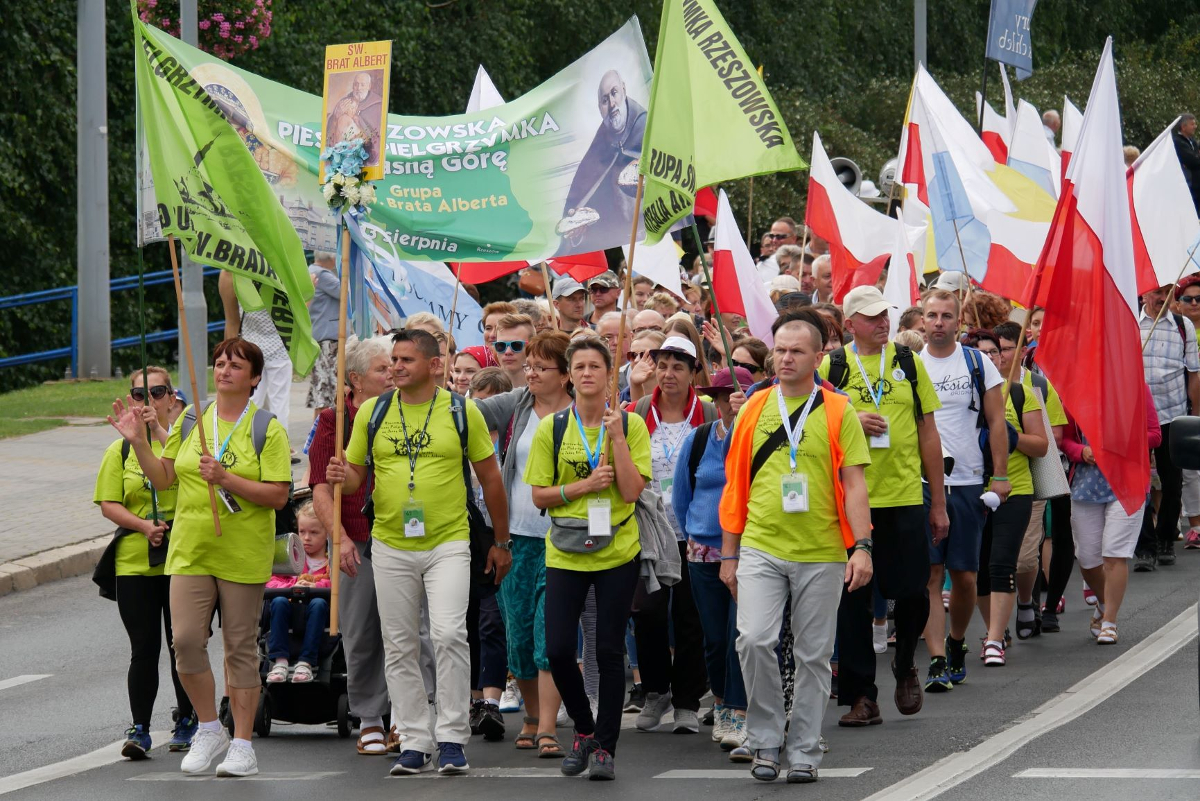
[
  {"xmin": 717, "ymin": 315, "xmax": 874, "ymax": 782},
  {"xmin": 818, "ymin": 286, "xmax": 948, "ymax": 727},
  {"xmin": 328, "ymin": 328, "xmax": 511, "ymax": 776}
]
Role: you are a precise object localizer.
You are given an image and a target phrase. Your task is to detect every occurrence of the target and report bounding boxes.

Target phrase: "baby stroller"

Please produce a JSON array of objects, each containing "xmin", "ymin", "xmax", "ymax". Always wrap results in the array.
[{"xmin": 219, "ymin": 487, "xmax": 358, "ymax": 738}]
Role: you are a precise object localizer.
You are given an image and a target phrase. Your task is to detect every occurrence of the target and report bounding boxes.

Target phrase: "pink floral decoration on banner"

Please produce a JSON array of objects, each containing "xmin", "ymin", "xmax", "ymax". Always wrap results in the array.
[{"xmin": 137, "ymin": 0, "xmax": 271, "ymax": 60}]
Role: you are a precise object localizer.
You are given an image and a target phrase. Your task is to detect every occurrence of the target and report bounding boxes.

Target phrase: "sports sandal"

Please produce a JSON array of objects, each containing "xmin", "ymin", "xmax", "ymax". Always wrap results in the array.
[
  {"xmin": 291, "ymin": 662, "xmax": 314, "ymax": 683},
  {"xmin": 515, "ymin": 716, "xmax": 539, "ymax": 749},
  {"xmin": 357, "ymin": 726, "xmax": 388, "ymax": 755},
  {"xmin": 1015, "ymin": 603, "xmax": 1039, "ymax": 640},
  {"xmin": 266, "ymin": 663, "xmax": 288, "ymax": 683},
  {"xmin": 1096, "ymin": 622, "xmax": 1118, "ymax": 645},
  {"xmin": 535, "ymin": 733, "xmax": 564, "ymax": 758}
]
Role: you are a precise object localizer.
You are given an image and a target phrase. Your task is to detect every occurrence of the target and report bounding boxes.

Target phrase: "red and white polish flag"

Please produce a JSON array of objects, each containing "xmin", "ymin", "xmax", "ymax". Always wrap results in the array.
[
  {"xmin": 712, "ymin": 188, "xmax": 777, "ymax": 346},
  {"xmin": 1128, "ymin": 118, "xmax": 1200, "ymax": 294},
  {"xmin": 1023, "ymin": 38, "xmax": 1150, "ymax": 515}
]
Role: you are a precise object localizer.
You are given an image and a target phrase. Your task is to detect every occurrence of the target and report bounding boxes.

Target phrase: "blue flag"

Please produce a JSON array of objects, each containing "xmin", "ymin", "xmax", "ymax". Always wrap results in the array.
[
  {"xmin": 346, "ymin": 214, "xmax": 484, "ymax": 348},
  {"xmin": 985, "ymin": 0, "xmax": 1037, "ymax": 80}
]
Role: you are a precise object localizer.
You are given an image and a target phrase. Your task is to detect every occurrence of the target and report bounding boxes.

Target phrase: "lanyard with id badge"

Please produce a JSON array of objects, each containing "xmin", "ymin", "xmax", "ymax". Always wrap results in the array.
[
  {"xmin": 650, "ymin": 395, "xmax": 696, "ymax": 506},
  {"xmin": 574, "ymin": 407, "xmax": 612, "ymax": 540},
  {"xmin": 211, "ymin": 403, "xmax": 250, "ymax": 513},
  {"xmin": 853, "ymin": 345, "xmax": 890, "ymax": 449},
  {"xmin": 777, "ymin": 388, "xmax": 818, "ymax": 513},
  {"xmin": 399, "ymin": 389, "xmax": 439, "ymax": 537}
]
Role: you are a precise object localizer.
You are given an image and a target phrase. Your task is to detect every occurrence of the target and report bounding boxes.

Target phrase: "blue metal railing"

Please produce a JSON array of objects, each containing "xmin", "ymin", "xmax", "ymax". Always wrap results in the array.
[{"xmin": 0, "ymin": 267, "xmax": 221, "ymax": 375}]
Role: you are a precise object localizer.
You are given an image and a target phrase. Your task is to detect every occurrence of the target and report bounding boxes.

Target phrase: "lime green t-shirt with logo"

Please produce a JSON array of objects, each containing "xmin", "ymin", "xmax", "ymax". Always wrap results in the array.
[
  {"xmin": 819, "ymin": 343, "xmax": 943, "ymax": 507},
  {"xmin": 163, "ymin": 403, "xmax": 292, "ymax": 584},
  {"xmin": 346, "ymin": 390, "xmax": 495, "ymax": 552},
  {"xmin": 93, "ymin": 438, "xmax": 179, "ymax": 577},
  {"xmin": 1023, "ymin": 370, "xmax": 1067, "ymax": 426},
  {"xmin": 741, "ymin": 390, "xmax": 871, "ymax": 563},
  {"xmin": 997, "ymin": 382, "xmax": 1045, "ymax": 496},
  {"xmin": 523, "ymin": 410, "xmax": 652, "ymax": 572}
]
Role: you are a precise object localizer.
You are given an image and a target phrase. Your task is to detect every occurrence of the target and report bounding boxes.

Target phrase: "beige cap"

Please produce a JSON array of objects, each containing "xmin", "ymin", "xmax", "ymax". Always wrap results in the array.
[
  {"xmin": 931, "ymin": 271, "xmax": 970, "ymax": 293},
  {"xmin": 842, "ymin": 285, "xmax": 892, "ymax": 319}
]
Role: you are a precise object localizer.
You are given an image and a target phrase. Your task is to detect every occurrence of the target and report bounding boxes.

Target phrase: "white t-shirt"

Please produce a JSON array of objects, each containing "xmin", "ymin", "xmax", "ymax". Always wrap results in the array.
[
  {"xmin": 651, "ymin": 420, "xmax": 692, "ymax": 538},
  {"xmin": 508, "ymin": 412, "xmax": 548, "ymax": 538},
  {"xmin": 921, "ymin": 343, "xmax": 1002, "ymax": 486}
]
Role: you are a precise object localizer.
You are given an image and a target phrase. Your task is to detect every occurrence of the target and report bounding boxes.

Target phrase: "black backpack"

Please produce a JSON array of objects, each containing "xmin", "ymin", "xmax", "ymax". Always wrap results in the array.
[
  {"xmin": 826, "ymin": 345, "xmax": 924, "ymax": 421},
  {"xmin": 363, "ymin": 389, "xmax": 498, "ymax": 598}
]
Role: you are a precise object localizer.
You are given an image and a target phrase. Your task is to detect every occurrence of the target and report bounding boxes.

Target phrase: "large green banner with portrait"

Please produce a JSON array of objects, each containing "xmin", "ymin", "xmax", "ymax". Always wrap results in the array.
[{"xmin": 137, "ymin": 18, "xmax": 653, "ymax": 263}]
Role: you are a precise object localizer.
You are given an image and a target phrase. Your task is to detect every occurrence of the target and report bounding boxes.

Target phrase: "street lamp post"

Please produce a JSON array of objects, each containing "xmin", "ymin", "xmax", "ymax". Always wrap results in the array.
[{"xmin": 77, "ymin": 0, "xmax": 111, "ymax": 379}]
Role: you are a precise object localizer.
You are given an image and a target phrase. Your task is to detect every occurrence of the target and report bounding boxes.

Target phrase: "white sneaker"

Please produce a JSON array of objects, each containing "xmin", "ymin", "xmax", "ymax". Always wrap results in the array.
[
  {"xmin": 720, "ymin": 713, "xmax": 746, "ymax": 751},
  {"xmin": 179, "ymin": 727, "xmax": 229, "ymax": 774},
  {"xmin": 710, "ymin": 706, "xmax": 730, "ymax": 743},
  {"xmin": 216, "ymin": 741, "xmax": 259, "ymax": 777},
  {"xmin": 872, "ymin": 623, "xmax": 888, "ymax": 654},
  {"xmin": 635, "ymin": 692, "xmax": 674, "ymax": 731},
  {"xmin": 556, "ymin": 702, "xmax": 570, "ymax": 727},
  {"xmin": 499, "ymin": 678, "xmax": 522, "ymax": 713},
  {"xmin": 673, "ymin": 708, "xmax": 700, "ymax": 734}
]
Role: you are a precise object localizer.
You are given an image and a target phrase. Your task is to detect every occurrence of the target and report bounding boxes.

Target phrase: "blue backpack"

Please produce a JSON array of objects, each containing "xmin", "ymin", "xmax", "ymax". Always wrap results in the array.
[{"xmin": 963, "ymin": 346, "xmax": 1019, "ymax": 480}]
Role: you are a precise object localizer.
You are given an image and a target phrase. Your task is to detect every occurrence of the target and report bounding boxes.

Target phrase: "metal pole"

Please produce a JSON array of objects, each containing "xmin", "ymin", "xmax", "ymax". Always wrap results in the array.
[
  {"xmin": 914, "ymin": 0, "xmax": 927, "ymax": 72},
  {"xmin": 77, "ymin": 0, "xmax": 111, "ymax": 379},
  {"xmin": 177, "ymin": 0, "xmax": 208, "ymax": 403}
]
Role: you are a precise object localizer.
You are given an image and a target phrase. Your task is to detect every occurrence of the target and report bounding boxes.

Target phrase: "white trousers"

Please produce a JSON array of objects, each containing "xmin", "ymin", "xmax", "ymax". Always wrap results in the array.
[
  {"xmin": 372, "ymin": 538, "xmax": 471, "ymax": 752},
  {"xmin": 251, "ymin": 354, "xmax": 292, "ymax": 433},
  {"xmin": 736, "ymin": 548, "xmax": 842, "ymax": 770}
]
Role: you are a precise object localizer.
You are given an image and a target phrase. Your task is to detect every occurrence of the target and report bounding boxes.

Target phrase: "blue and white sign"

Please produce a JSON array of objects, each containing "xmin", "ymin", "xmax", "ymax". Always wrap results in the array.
[{"xmin": 985, "ymin": 0, "xmax": 1037, "ymax": 80}]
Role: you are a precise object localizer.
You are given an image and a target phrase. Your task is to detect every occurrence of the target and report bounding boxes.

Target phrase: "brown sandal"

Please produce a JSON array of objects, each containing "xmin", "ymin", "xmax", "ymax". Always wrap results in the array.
[
  {"xmin": 386, "ymin": 725, "xmax": 402, "ymax": 753},
  {"xmin": 515, "ymin": 716, "xmax": 539, "ymax": 749},
  {"xmin": 535, "ymin": 733, "xmax": 563, "ymax": 758},
  {"xmin": 356, "ymin": 725, "xmax": 388, "ymax": 755}
]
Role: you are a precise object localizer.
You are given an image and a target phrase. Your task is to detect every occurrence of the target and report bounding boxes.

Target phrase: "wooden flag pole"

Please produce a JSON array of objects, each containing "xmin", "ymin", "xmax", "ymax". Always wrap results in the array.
[
  {"xmin": 167, "ymin": 235, "xmax": 223, "ymax": 537},
  {"xmin": 443, "ymin": 274, "xmax": 462, "ymax": 388},
  {"xmin": 689, "ymin": 224, "xmax": 742, "ymax": 392},
  {"xmin": 1141, "ymin": 240, "xmax": 1200, "ymax": 353},
  {"xmin": 539, "ymin": 261, "xmax": 560, "ymax": 331},
  {"xmin": 605, "ymin": 175, "xmax": 645, "ymax": 463},
  {"xmin": 329, "ymin": 222, "xmax": 352, "ymax": 635},
  {"xmin": 745, "ymin": 176, "xmax": 755, "ymax": 250}
]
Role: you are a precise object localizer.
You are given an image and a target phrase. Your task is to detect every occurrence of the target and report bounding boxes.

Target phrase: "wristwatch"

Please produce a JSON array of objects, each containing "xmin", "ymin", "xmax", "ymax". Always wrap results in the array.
[
  {"xmin": 493, "ymin": 539, "xmax": 513, "ymax": 552},
  {"xmin": 853, "ymin": 538, "xmax": 873, "ymax": 556}
]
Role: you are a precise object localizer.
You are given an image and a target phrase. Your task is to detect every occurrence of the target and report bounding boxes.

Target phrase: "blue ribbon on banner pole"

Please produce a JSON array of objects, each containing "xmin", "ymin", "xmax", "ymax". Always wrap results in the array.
[{"xmin": 985, "ymin": 0, "xmax": 1037, "ymax": 80}]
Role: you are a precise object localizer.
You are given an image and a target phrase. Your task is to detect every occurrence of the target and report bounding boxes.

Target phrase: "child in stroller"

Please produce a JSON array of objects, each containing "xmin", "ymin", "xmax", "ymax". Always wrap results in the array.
[{"xmin": 265, "ymin": 500, "xmax": 330, "ymax": 684}]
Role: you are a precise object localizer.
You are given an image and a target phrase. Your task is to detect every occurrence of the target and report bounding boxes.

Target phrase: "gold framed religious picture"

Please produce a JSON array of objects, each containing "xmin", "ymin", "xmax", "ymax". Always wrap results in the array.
[{"xmin": 321, "ymin": 41, "xmax": 392, "ymax": 182}]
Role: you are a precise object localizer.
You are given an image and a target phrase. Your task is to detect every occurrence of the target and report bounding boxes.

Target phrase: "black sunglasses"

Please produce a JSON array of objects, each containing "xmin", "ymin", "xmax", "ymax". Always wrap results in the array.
[
  {"xmin": 131, "ymin": 385, "xmax": 171, "ymax": 402},
  {"xmin": 731, "ymin": 359, "xmax": 761, "ymax": 374},
  {"xmin": 493, "ymin": 340, "xmax": 526, "ymax": 354}
]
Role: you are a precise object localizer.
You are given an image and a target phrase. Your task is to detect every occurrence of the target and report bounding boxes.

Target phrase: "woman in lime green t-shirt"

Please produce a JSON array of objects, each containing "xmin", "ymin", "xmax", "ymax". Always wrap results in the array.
[
  {"xmin": 110, "ymin": 339, "xmax": 291, "ymax": 777},
  {"xmin": 94, "ymin": 365, "xmax": 192, "ymax": 759},
  {"xmin": 525, "ymin": 336, "xmax": 651, "ymax": 779}
]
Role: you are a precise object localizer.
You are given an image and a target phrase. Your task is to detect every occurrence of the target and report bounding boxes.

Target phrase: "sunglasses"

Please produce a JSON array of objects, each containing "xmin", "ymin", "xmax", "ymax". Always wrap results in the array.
[
  {"xmin": 626, "ymin": 350, "xmax": 651, "ymax": 362},
  {"xmin": 131, "ymin": 385, "xmax": 171, "ymax": 402},
  {"xmin": 731, "ymin": 359, "xmax": 761, "ymax": 374},
  {"xmin": 493, "ymin": 340, "xmax": 526, "ymax": 354},
  {"xmin": 589, "ymin": 284, "xmax": 616, "ymax": 293},
  {"xmin": 766, "ymin": 233, "xmax": 791, "ymax": 240},
  {"xmin": 1180, "ymin": 296, "xmax": 1200, "ymax": 305},
  {"xmin": 632, "ymin": 325, "xmax": 664, "ymax": 335}
]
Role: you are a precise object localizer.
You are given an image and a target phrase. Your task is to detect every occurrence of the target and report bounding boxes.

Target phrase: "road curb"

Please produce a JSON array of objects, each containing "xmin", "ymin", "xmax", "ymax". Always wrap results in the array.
[{"xmin": 0, "ymin": 535, "xmax": 109, "ymax": 597}]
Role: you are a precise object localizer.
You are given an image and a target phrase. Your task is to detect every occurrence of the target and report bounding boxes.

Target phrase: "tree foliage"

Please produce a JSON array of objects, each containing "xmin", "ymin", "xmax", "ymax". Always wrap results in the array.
[{"xmin": 2, "ymin": 0, "xmax": 1198, "ymax": 390}]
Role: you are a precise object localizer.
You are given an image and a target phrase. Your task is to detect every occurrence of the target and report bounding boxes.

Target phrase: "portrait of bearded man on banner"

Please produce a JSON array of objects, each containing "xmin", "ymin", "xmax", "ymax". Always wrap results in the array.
[
  {"xmin": 325, "ymin": 70, "xmax": 386, "ymax": 167},
  {"xmin": 556, "ymin": 69, "xmax": 647, "ymax": 255}
]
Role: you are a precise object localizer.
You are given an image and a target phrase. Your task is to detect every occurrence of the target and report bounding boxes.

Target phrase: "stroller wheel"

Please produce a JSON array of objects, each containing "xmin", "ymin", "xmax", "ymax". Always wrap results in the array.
[
  {"xmin": 254, "ymin": 692, "xmax": 272, "ymax": 738},
  {"xmin": 337, "ymin": 693, "xmax": 352, "ymax": 738}
]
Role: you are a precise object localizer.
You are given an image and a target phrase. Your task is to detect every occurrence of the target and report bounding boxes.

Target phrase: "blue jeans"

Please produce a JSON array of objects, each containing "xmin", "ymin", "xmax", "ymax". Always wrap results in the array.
[
  {"xmin": 267, "ymin": 596, "xmax": 328, "ymax": 666},
  {"xmin": 688, "ymin": 562, "xmax": 747, "ymax": 710}
]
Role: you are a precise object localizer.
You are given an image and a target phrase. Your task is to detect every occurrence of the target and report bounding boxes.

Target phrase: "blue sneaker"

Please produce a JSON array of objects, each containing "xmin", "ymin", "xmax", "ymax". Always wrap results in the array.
[
  {"xmin": 437, "ymin": 742, "xmax": 469, "ymax": 774},
  {"xmin": 945, "ymin": 636, "xmax": 968, "ymax": 685},
  {"xmin": 168, "ymin": 709, "xmax": 198, "ymax": 752},
  {"xmin": 389, "ymin": 750, "xmax": 432, "ymax": 776},
  {"xmin": 121, "ymin": 725, "xmax": 152, "ymax": 760},
  {"xmin": 560, "ymin": 732, "xmax": 598, "ymax": 776},
  {"xmin": 924, "ymin": 657, "xmax": 953, "ymax": 693}
]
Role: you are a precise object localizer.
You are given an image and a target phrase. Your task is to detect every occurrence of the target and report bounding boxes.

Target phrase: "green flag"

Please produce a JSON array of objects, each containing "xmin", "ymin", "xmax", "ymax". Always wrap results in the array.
[
  {"xmin": 133, "ymin": 11, "xmax": 319, "ymax": 376},
  {"xmin": 639, "ymin": 0, "xmax": 806, "ymax": 244}
]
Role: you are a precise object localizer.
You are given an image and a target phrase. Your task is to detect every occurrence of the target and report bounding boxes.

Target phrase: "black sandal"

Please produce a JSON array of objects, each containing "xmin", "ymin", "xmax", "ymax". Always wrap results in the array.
[
  {"xmin": 1016, "ymin": 603, "xmax": 1039, "ymax": 640},
  {"xmin": 515, "ymin": 716, "xmax": 539, "ymax": 749}
]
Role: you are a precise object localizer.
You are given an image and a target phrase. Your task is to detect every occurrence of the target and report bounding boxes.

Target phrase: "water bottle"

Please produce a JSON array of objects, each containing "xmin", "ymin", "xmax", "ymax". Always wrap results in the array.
[{"xmin": 301, "ymin": 417, "xmax": 321, "ymax": 455}]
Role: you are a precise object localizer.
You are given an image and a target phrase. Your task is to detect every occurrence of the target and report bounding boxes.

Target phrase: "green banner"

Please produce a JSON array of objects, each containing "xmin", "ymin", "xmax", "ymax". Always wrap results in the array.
[
  {"xmin": 134, "ymin": 12, "xmax": 320, "ymax": 376},
  {"xmin": 638, "ymin": 0, "xmax": 806, "ymax": 244},
  {"xmin": 136, "ymin": 17, "xmax": 653, "ymax": 263}
]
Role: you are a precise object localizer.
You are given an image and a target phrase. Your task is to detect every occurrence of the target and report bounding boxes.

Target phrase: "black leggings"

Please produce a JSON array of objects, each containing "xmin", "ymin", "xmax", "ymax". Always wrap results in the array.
[
  {"xmin": 1040, "ymin": 495, "xmax": 1075, "ymax": 610},
  {"xmin": 632, "ymin": 541, "xmax": 707, "ymax": 711},
  {"xmin": 977, "ymin": 495, "xmax": 1035, "ymax": 596},
  {"xmin": 545, "ymin": 558, "xmax": 639, "ymax": 755},
  {"xmin": 116, "ymin": 575, "xmax": 192, "ymax": 727}
]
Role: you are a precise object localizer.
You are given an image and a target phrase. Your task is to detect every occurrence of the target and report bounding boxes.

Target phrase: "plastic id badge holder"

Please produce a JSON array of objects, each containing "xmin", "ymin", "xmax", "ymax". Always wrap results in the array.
[
  {"xmin": 587, "ymin": 498, "xmax": 612, "ymax": 538},
  {"xmin": 403, "ymin": 499, "xmax": 426, "ymax": 537},
  {"xmin": 781, "ymin": 474, "xmax": 809, "ymax": 513}
]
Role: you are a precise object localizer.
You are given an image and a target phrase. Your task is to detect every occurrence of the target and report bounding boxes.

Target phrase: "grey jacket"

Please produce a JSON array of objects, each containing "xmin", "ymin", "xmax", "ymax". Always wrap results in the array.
[
  {"xmin": 635, "ymin": 488, "xmax": 681, "ymax": 593},
  {"xmin": 473, "ymin": 387, "xmax": 539, "ymax": 505}
]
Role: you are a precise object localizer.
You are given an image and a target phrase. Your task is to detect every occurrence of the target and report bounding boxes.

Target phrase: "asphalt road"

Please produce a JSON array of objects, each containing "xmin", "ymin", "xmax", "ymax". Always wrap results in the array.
[{"xmin": 1, "ymin": 554, "xmax": 1197, "ymax": 801}]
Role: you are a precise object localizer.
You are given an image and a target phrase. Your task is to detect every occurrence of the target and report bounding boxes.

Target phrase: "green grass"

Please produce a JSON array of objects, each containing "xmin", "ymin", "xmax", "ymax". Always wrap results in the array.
[{"xmin": 0, "ymin": 371, "xmax": 214, "ymax": 440}]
